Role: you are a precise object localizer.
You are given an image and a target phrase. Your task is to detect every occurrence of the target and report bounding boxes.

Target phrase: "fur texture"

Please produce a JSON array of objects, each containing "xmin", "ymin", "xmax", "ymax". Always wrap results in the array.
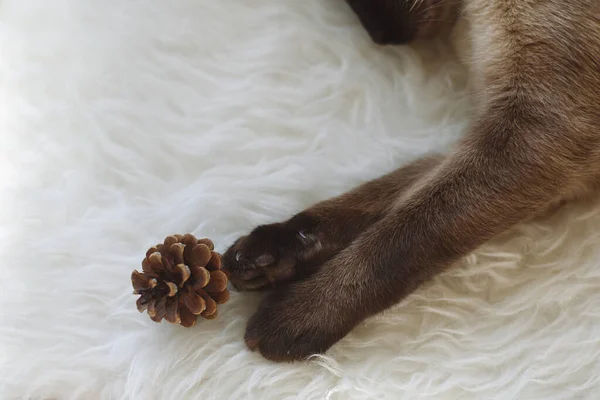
[
  {"xmin": 1, "ymin": 0, "xmax": 600, "ymax": 398},
  {"xmin": 224, "ymin": 0, "xmax": 600, "ymax": 362}
]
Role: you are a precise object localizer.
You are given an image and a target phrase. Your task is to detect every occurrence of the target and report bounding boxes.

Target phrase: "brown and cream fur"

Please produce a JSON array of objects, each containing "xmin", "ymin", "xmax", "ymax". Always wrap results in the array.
[{"xmin": 222, "ymin": 0, "xmax": 600, "ymax": 361}]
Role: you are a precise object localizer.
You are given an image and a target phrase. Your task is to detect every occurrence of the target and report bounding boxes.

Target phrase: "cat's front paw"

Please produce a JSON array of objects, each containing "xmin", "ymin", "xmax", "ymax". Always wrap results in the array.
[
  {"xmin": 244, "ymin": 284, "xmax": 351, "ymax": 361},
  {"xmin": 222, "ymin": 220, "xmax": 321, "ymax": 291}
]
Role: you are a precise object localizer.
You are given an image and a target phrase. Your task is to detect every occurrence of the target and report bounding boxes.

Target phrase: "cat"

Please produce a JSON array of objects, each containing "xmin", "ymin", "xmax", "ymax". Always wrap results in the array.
[{"xmin": 222, "ymin": 0, "xmax": 600, "ymax": 362}]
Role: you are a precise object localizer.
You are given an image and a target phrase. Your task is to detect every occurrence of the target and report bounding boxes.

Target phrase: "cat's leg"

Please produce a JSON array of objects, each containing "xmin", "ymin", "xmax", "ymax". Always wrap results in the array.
[
  {"xmin": 223, "ymin": 155, "xmax": 443, "ymax": 291},
  {"xmin": 243, "ymin": 113, "xmax": 595, "ymax": 361}
]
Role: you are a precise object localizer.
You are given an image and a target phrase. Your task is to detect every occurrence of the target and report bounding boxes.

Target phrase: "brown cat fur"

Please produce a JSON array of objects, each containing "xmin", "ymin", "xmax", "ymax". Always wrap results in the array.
[{"xmin": 223, "ymin": 0, "xmax": 600, "ymax": 361}]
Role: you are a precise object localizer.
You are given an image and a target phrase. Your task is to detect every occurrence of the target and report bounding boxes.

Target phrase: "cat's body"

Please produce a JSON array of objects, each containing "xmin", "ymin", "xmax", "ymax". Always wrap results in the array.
[
  {"xmin": 223, "ymin": 0, "xmax": 600, "ymax": 361},
  {"xmin": 452, "ymin": 0, "xmax": 600, "ymax": 203}
]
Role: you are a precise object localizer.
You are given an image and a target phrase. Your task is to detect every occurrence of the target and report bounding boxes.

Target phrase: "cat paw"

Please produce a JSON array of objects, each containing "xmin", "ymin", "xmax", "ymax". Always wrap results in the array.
[
  {"xmin": 244, "ymin": 285, "xmax": 349, "ymax": 361},
  {"xmin": 222, "ymin": 221, "xmax": 321, "ymax": 291}
]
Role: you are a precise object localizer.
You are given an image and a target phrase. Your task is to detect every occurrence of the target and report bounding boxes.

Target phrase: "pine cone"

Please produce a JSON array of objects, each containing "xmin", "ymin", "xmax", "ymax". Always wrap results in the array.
[{"xmin": 131, "ymin": 234, "xmax": 230, "ymax": 327}]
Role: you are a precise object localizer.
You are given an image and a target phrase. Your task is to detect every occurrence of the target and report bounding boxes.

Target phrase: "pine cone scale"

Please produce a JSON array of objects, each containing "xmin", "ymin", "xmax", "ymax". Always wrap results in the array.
[
  {"xmin": 163, "ymin": 235, "xmax": 179, "ymax": 249},
  {"xmin": 182, "ymin": 287, "xmax": 207, "ymax": 315},
  {"xmin": 164, "ymin": 297, "xmax": 180, "ymax": 324},
  {"xmin": 179, "ymin": 299, "xmax": 197, "ymax": 327},
  {"xmin": 190, "ymin": 266, "xmax": 210, "ymax": 289},
  {"xmin": 166, "ymin": 282, "xmax": 178, "ymax": 297},
  {"xmin": 131, "ymin": 270, "xmax": 155, "ymax": 292},
  {"xmin": 173, "ymin": 263, "xmax": 191, "ymax": 287},
  {"xmin": 147, "ymin": 297, "xmax": 157, "ymax": 317},
  {"xmin": 160, "ymin": 254, "xmax": 175, "ymax": 275},
  {"xmin": 188, "ymin": 244, "xmax": 212, "ymax": 267},
  {"xmin": 198, "ymin": 291, "xmax": 217, "ymax": 317},
  {"xmin": 197, "ymin": 238, "xmax": 214, "ymax": 250},
  {"xmin": 206, "ymin": 252, "xmax": 222, "ymax": 271},
  {"xmin": 152, "ymin": 296, "xmax": 167, "ymax": 322},
  {"xmin": 170, "ymin": 243, "xmax": 185, "ymax": 265},
  {"xmin": 205, "ymin": 270, "xmax": 228, "ymax": 292},
  {"xmin": 141, "ymin": 258, "xmax": 158, "ymax": 278},
  {"xmin": 148, "ymin": 253, "xmax": 169, "ymax": 280},
  {"xmin": 209, "ymin": 288, "xmax": 230, "ymax": 304},
  {"xmin": 182, "ymin": 234, "xmax": 198, "ymax": 247},
  {"xmin": 136, "ymin": 291, "xmax": 152, "ymax": 312}
]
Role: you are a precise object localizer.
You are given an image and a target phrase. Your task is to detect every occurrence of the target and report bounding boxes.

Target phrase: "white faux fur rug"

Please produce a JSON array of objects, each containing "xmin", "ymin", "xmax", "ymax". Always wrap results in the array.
[{"xmin": 2, "ymin": 1, "xmax": 600, "ymax": 399}]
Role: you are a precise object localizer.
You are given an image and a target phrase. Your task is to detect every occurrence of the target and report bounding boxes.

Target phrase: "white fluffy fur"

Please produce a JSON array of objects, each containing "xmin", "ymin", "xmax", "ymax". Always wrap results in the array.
[{"xmin": 2, "ymin": 1, "xmax": 600, "ymax": 399}]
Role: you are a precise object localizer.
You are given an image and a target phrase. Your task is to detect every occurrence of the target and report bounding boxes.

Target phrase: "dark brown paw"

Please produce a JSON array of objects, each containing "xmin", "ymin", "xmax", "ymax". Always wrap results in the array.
[
  {"xmin": 244, "ymin": 285, "xmax": 348, "ymax": 362},
  {"xmin": 222, "ymin": 221, "xmax": 321, "ymax": 291}
]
